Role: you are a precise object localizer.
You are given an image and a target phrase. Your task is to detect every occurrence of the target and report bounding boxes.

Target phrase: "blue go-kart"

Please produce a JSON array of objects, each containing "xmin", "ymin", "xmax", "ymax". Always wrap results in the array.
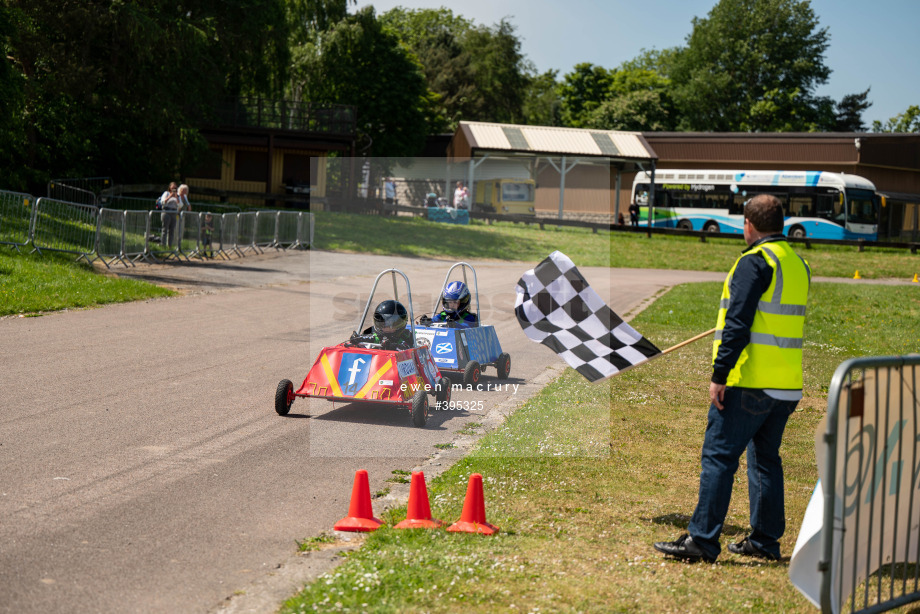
[{"xmin": 413, "ymin": 262, "xmax": 511, "ymax": 387}]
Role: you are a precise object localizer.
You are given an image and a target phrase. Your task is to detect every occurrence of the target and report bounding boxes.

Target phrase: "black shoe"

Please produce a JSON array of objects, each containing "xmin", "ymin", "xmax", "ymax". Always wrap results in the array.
[
  {"xmin": 653, "ymin": 534, "xmax": 716, "ymax": 563},
  {"xmin": 727, "ymin": 536, "xmax": 779, "ymax": 561}
]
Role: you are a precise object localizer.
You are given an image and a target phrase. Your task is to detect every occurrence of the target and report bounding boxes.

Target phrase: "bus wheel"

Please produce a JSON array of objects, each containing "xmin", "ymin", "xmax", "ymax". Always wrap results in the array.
[
  {"xmin": 703, "ymin": 221, "xmax": 720, "ymax": 233},
  {"xmin": 677, "ymin": 220, "xmax": 693, "ymax": 231},
  {"xmin": 789, "ymin": 225, "xmax": 806, "ymax": 239}
]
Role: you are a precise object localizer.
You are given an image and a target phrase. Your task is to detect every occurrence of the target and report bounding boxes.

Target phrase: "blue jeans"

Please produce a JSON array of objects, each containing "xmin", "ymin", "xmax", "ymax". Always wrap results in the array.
[{"xmin": 687, "ymin": 387, "xmax": 798, "ymax": 560}]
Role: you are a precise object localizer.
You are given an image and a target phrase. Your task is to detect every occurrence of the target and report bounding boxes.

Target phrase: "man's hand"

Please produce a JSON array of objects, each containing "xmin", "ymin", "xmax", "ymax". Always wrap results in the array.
[{"xmin": 709, "ymin": 382, "xmax": 726, "ymax": 410}]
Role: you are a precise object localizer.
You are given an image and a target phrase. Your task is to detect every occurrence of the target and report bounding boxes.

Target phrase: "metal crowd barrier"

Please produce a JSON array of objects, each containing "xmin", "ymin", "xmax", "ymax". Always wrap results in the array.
[
  {"xmin": 819, "ymin": 355, "xmax": 920, "ymax": 614},
  {"xmin": 254, "ymin": 210, "xmax": 278, "ymax": 249},
  {"xmin": 31, "ymin": 197, "xmax": 99, "ymax": 264},
  {"xmin": 221, "ymin": 212, "xmax": 242, "ymax": 258},
  {"xmin": 0, "ymin": 189, "xmax": 36, "ymax": 251},
  {"xmin": 1, "ymin": 193, "xmax": 312, "ymax": 267},
  {"xmin": 237, "ymin": 211, "xmax": 259, "ymax": 255}
]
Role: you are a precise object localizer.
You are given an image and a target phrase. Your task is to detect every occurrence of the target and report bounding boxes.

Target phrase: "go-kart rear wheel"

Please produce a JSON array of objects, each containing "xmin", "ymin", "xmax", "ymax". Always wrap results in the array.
[
  {"xmin": 275, "ymin": 379, "xmax": 294, "ymax": 415},
  {"xmin": 411, "ymin": 389, "xmax": 429, "ymax": 427},
  {"xmin": 496, "ymin": 353, "xmax": 511, "ymax": 379},
  {"xmin": 463, "ymin": 361, "xmax": 481, "ymax": 387},
  {"xmin": 436, "ymin": 376, "xmax": 451, "ymax": 407}
]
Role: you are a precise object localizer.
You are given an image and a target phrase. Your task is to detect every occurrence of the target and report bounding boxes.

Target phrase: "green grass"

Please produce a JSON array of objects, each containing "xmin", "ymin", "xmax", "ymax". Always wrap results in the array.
[
  {"xmin": 313, "ymin": 212, "xmax": 919, "ymax": 279},
  {"xmin": 1, "ymin": 211, "xmax": 917, "ymax": 317},
  {"xmin": 0, "ymin": 249, "xmax": 173, "ymax": 316},
  {"xmin": 279, "ymin": 282, "xmax": 920, "ymax": 614}
]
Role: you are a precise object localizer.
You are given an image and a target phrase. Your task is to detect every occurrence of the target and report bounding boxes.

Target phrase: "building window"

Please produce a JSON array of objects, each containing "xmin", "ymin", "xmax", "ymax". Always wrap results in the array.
[
  {"xmin": 282, "ymin": 153, "xmax": 311, "ymax": 185},
  {"xmin": 191, "ymin": 148, "xmax": 224, "ymax": 180},
  {"xmin": 234, "ymin": 150, "xmax": 268, "ymax": 182}
]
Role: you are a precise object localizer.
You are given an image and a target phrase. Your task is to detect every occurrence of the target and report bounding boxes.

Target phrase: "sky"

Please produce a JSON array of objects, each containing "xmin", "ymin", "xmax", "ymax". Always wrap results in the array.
[{"xmin": 358, "ymin": 0, "xmax": 920, "ymax": 128}]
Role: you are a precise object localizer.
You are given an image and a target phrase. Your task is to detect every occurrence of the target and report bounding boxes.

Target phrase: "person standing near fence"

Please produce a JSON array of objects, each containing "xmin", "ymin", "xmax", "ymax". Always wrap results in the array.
[
  {"xmin": 653, "ymin": 194, "xmax": 811, "ymax": 563},
  {"xmin": 384, "ymin": 178, "xmax": 396, "ymax": 205},
  {"xmin": 159, "ymin": 182, "xmax": 179, "ymax": 247},
  {"xmin": 628, "ymin": 201, "xmax": 640, "ymax": 227},
  {"xmin": 177, "ymin": 184, "xmax": 191, "ymax": 212},
  {"xmin": 453, "ymin": 181, "xmax": 465, "ymax": 209}
]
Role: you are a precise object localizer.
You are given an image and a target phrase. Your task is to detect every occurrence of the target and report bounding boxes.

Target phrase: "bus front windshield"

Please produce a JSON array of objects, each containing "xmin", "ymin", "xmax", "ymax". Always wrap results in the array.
[
  {"xmin": 846, "ymin": 189, "xmax": 879, "ymax": 226},
  {"xmin": 501, "ymin": 182, "xmax": 534, "ymax": 202}
]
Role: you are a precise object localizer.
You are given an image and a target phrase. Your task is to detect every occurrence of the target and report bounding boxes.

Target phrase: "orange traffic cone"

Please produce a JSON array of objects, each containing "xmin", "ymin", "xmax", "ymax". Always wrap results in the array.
[
  {"xmin": 853, "ymin": 270, "xmax": 861, "ymax": 279},
  {"xmin": 394, "ymin": 472, "xmax": 443, "ymax": 529},
  {"xmin": 333, "ymin": 470, "xmax": 384, "ymax": 532},
  {"xmin": 912, "ymin": 273, "xmax": 919, "ymax": 283},
  {"xmin": 446, "ymin": 473, "xmax": 499, "ymax": 535}
]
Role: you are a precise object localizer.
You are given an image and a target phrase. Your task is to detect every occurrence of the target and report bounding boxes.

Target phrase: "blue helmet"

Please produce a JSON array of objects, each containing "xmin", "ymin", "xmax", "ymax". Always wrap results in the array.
[{"xmin": 441, "ymin": 281, "xmax": 471, "ymax": 315}]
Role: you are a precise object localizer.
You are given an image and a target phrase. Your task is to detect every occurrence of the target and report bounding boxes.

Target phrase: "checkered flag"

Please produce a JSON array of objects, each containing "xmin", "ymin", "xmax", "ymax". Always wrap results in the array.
[{"xmin": 515, "ymin": 251, "xmax": 661, "ymax": 382}]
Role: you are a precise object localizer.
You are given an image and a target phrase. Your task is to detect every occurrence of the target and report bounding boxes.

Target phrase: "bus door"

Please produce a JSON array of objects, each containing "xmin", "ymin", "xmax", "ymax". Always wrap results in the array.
[{"xmin": 815, "ymin": 190, "xmax": 844, "ymax": 225}]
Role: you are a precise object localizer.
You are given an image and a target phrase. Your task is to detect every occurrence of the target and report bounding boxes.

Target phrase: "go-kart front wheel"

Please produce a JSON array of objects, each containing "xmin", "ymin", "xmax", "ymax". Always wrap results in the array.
[
  {"xmin": 496, "ymin": 353, "xmax": 511, "ymax": 379},
  {"xmin": 463, "ymin": 360, "xmax": 481, "ymax": 387},
  {"xmin": 275, "ymin": 379, "xmax": 294, "ymax": 415},
  {"xmin": 411, "ymin": 389, "xmax": 429, "ymax": 427}
]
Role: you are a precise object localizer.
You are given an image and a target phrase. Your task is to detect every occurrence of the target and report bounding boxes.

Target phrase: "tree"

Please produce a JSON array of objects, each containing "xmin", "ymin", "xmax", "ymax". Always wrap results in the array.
[
  {"xmin": 380, "ymin": 9, "xmax": 529, "ymax": 128},
  {"xmin": 2, "ymin": 0, "xmax": 291, "ymax": 191},
  {"xmin": 585, "ymin": 68, "xmax": 676, "ymax": 131},
  {"xmin": 463, "ymin": 19, "xmax": 528, "ymax": 124},
  {"xmin": 834, "ymin": 88, "xmax": 871, "ymax": 131},
  {"xmin": 291, "ymin": 6, "xmax": 433, "ymax": 157},
  {"xmin": 668, "ymin": 0, "xmax": 833, "ymax": 131},
  {"xmin": 378, "ymin": 8, "xmax": 476, "ymax": 131},
  {"xmin": 872, "ymin": 105, "xmax": 920, "ymax": 133},
  {"xmin": 0, "ymin": 5, "xmax": 28, "ymax": 189},
  {"xmin": 521, "ymin": 69, "xmax": 561, "ymax": 127},
  {"xmin": 557, "ymin": 63, "xmax": 613, "ymax": 128}
]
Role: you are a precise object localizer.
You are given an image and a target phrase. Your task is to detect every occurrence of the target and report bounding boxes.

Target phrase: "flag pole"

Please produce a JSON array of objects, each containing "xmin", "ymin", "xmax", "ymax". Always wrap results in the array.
[
  {"xmin": 597, "ymin": 327, "xmax": 717, "ymax": 382},
  {"xmin": 659, "ymin": 328, "xmax": 717, "ymax": 356}
]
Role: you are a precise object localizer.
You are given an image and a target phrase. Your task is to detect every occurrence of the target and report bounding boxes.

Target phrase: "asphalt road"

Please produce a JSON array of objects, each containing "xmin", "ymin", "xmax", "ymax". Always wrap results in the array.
[{"xmin": 0, "ymin": 250, "xmax": 726, "ymax": 614}]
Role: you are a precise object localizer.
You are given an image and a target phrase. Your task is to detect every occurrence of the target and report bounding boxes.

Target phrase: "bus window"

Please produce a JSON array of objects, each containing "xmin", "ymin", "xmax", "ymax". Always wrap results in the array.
[
  {"xmin": 789, "ymin": 195, "xmax": 814, "ymax": 217},
  {"xmin": 698, "ymin": 193, "xmax": 733, "ymax": 214},
  {"xmin": 671, "ymin": 191, "xmax": 702, "ymax": 208},
  {"xmin": 815, "ymin": 191, "xmax": 844, "ymax": 224},
  {"xmin": 846, "ymin": 188, "xmax": 879, "ymax": 225},
  {"xmin": 501, "ymin": 182, "xmax": 533, "ymax": 202}
]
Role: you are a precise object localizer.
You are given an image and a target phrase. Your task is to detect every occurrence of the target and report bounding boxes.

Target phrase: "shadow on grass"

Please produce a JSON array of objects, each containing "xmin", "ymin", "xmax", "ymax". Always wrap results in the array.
[{"xmin": 648, "ymin": 512, "xmax": 748, "ymax": 539}]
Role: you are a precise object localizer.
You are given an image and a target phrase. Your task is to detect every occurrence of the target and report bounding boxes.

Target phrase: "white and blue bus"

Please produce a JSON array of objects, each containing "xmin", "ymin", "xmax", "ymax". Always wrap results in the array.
[{"xmin": 631, "ymin": 169, "xmax": 880, "ymax": 240}]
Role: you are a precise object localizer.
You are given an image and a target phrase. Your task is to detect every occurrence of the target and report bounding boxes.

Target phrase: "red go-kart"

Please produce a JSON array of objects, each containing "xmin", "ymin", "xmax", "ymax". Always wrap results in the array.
[{"xmin": 274, "ymin": 268, "xmax": 451, "ymax": 427}]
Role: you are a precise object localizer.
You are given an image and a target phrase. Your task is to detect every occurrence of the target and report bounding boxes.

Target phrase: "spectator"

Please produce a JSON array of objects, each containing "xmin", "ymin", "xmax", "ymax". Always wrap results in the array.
[
  {"xmin": 628, "ymin": 201, "xmax": 640, "ymax": 228},
  {"xmin": 653, "ymin": 194, "xmax": 811, "ymax": 563},
  {"xmin": 617, "ymin": 212, "xmax": 626, "ymax": 226},
  {"xmin": 177, "ymin": 184, "xmax": 191, "ymax": 212},
  {"xmin": 201, "ymin": 213, "xmax": 214, "ymax": 258},
  {"xmin": 453, "ymin": 181, "xmax": 465, "ymax": 209},
  {"xmin": 384, "ymin": 178, "xmax": 396, "ymax": 205},
  {"xmin": 159, "ymin": 182, "xmax": 179, "ymax": 247}
]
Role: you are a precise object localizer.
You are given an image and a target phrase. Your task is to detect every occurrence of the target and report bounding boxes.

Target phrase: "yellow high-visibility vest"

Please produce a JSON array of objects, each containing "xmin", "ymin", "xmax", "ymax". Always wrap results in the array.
[{"xmin": 713, "ymin": 240, "xmax": 810, "ymax": 389}]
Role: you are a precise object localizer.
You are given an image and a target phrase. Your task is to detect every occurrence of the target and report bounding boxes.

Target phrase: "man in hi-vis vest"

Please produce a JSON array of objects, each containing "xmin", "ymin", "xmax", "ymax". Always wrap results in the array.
[{"xmin": 655, "ymin": 194, "xmax": 811, "ymax": 563}]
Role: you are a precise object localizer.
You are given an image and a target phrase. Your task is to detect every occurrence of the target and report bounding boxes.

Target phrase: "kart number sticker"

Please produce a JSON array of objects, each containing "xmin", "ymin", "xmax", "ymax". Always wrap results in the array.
[{"xmin": 396, "ymin": 360, "xmax": 417, "ymax": 378}]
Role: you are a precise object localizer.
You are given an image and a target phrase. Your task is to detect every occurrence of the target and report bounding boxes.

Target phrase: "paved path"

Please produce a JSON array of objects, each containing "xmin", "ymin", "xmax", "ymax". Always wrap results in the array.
[{"xmin": 0, "ymin": 251, "xmax": 727, "ymax": 614}]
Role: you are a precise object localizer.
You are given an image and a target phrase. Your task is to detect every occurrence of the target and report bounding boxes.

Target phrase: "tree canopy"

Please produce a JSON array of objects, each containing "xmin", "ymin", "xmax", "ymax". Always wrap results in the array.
[
  {"xmin": 2, "ymin": 0, "xmax": 291, "ymax": 192},
  {"xmin": 0, "ymin": 0, "xmax": 901, "ymax": 193},
  {"xmin": 378, "ymin": 8, "xmax": 530, "ymax": 130},
  {"xmin": 290, "ymin": 6, "xmax": 433, "ymax": 157},
  {"xmin": 667, "ymin": 0, "xmax": 833, "ymax": 131},
  {"xmin": 872, "ymin": 105, "xmax": 920, "ymax": 133}
]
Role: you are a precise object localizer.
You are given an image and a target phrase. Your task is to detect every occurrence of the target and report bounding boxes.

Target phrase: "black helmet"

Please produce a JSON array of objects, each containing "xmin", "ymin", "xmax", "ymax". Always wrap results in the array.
[{"xmin": 373, "ymin": 300, "xmax": 408, "ymax": 335}]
